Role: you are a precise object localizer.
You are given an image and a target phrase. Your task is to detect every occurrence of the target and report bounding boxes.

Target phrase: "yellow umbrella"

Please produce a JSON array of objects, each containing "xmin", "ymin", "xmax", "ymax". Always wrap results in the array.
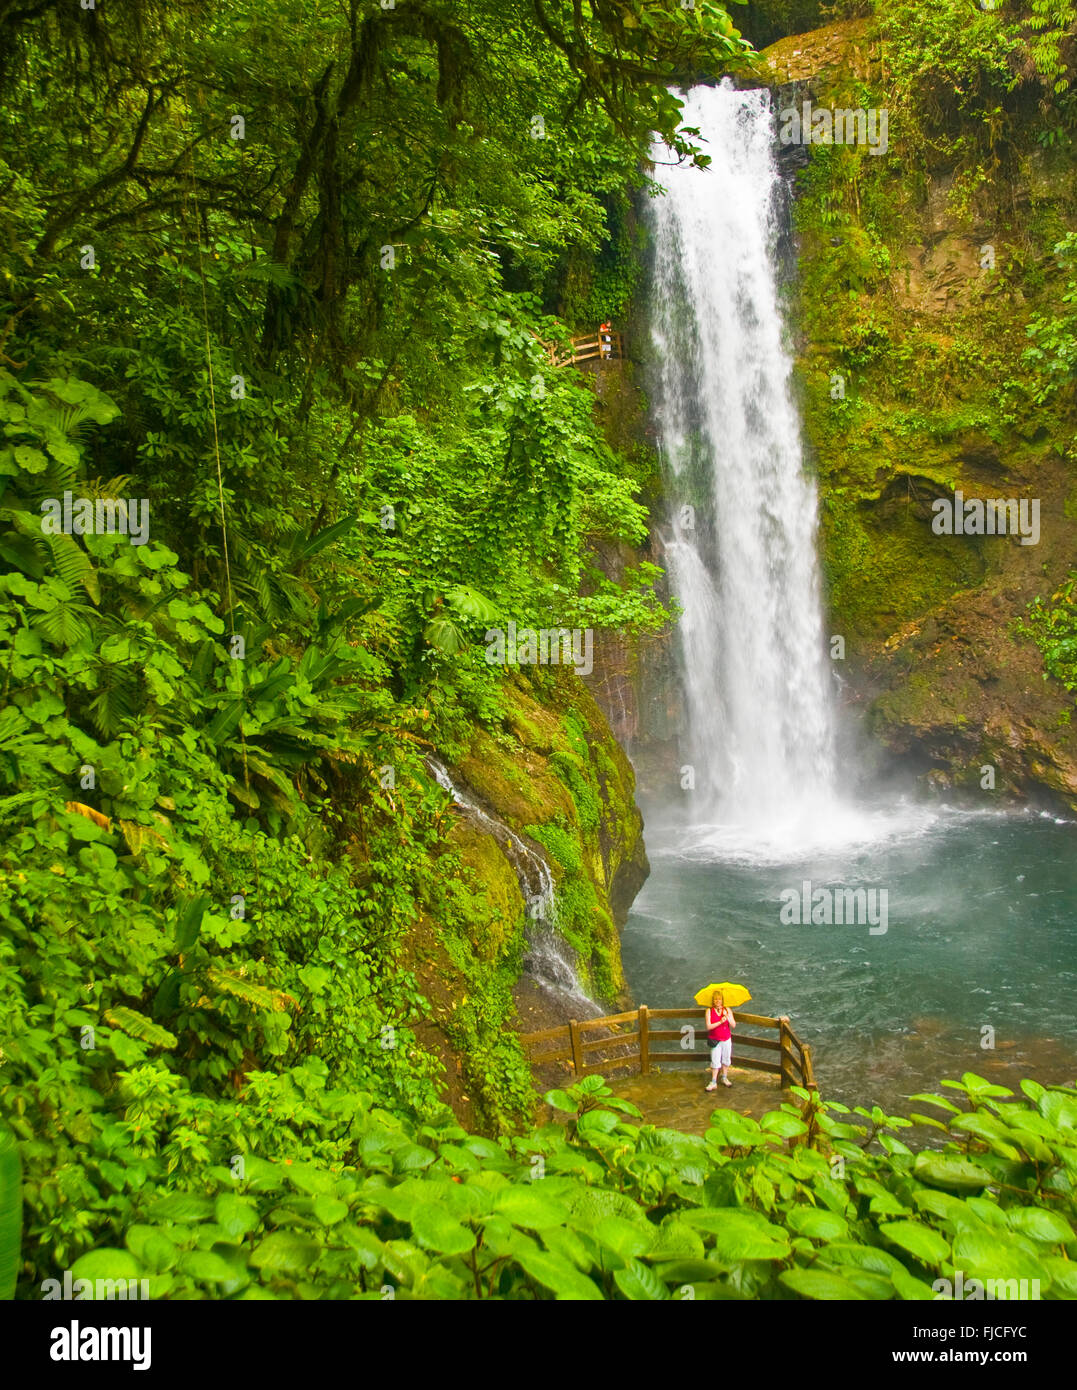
[{"xmin": 693, "ymin": 981, "xmax": 751, "ymax": 1008}]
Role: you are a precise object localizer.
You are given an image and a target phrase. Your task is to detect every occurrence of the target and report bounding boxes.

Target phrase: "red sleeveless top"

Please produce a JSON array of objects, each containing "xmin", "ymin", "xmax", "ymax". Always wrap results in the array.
[{"xmin": 707, "ymin": 1007, "xmax": 731, "ymax": 1042}]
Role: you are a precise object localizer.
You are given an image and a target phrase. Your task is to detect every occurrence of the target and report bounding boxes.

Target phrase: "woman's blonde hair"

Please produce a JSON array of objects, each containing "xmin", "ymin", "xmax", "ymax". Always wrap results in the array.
[{"xmin": 711, "ymin": 989, "xmax": 724, "ymax": 1005}]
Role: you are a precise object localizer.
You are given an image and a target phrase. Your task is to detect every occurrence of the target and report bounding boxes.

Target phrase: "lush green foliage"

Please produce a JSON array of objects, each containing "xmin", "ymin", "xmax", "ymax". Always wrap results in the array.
[
  {"xmin": 1025, "ymin": 231, "xmax": 1077, "ymax": 423},
  {"xmin": 41, "ymin": 1073, "xmax": 1077, "ymax": 1300},
  {"xmin": 789, "ymin": 0, "xmax": 1077, "ymax": 641},
  {"xmin": 0, "ymin": 1122, "xmax": 20, "ymax": 1302},
  {"xmin": 0, "ymin": 0, "xmax": 759, "ymax": 1293},
  {"xmin": 1019, "ymin": 232, "xmax": 1077, "ymax": 694},
  {"xmin": 1017, "ymin": 574, "xmax": 1077, "ymax": 696},
  {"xmin": 880, "ymin": 0, "xmax": 1077, "ymax": 157}
]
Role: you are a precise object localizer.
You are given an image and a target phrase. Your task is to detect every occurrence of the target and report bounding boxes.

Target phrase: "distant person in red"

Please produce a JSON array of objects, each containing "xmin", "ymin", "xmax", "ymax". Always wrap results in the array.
[
  {"xmin": 704, "ymin": 988, "xmax": 736, "ymax": 1090},
  {"xmin": 599, "ymin": 320, "xmax": 612, "ymax": 359}
]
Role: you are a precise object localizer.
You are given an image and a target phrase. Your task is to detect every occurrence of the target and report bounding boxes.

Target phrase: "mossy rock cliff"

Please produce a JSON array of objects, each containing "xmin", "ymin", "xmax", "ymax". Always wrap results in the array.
[
  {"xmin": 404, "ymin": 665, "xmax": 648, "ymax": 1132},
  {"xmin": 763, "ymin": 13, "xmax": 1077, "ymax": 807}
]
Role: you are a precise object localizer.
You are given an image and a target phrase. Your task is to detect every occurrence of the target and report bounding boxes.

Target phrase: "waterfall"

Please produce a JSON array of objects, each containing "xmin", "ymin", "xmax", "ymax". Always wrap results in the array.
[
  {"xmin": 424, "ymin": 757, "xmax": 600, "ymax": 1013},
  {"xmin": 647, "ymin": 81, "xmax": 841, "ymax": 856}
]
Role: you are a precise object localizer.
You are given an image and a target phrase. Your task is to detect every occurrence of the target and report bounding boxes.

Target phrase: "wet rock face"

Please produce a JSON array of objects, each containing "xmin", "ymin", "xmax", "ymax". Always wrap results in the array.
[{"xmin": 437, "ymin": 667, "xmax": 649, "ymax": 1006}]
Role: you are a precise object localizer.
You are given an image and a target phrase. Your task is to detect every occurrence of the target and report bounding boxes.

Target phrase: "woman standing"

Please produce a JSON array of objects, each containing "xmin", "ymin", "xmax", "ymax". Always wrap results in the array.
[{"xmin": 704, "ymin": 989, "xmax": 736, "ymax": 1091}]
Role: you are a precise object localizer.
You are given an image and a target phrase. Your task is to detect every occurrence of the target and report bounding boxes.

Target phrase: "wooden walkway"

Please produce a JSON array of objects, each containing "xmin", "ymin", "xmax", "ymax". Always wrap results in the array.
[
  {"xmin": 533, "ymin": 326, "xmax": 625, "ymax": 368},
  {"xmin": 611, "ymin": 1069, "xmax": 784, "ymax": 1133},
  {"xmin": 520, "ymin": 1005, "xmax": 817, "ymax": 1091}
]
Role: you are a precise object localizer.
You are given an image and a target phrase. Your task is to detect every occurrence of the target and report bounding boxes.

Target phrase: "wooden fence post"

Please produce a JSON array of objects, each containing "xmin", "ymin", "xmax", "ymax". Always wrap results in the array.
[
  {"xmin": 802, "ymin": 1042, "xmax": 818, "ymax": 1094},
  {"xmin": 568, "ymin": 1019, "xmax": 583, "ymax": 1077},
  {"xmin": 639, "ymin": 1005, "xmax": 649, "ymax": 1075},
  {"xmin": 778, "ymin": 1015, "xmax": 794, "ymax": 1089}
]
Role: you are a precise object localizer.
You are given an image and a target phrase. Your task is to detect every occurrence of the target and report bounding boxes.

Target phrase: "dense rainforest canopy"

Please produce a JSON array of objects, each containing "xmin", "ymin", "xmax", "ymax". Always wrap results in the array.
[
  {"xmin": 0, "ymin": 0, "xmax": 754, "ymax": 1292},
  {"xmin": 2, "ymin": 0, "xmax": 1077, "ymax": 1307}
]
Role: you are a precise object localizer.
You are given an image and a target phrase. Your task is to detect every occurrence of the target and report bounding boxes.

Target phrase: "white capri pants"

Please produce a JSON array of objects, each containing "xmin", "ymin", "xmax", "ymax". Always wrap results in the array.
[{"xmin": 709, "ymin": 1039, "xmax": 732, "ymax": 1068}]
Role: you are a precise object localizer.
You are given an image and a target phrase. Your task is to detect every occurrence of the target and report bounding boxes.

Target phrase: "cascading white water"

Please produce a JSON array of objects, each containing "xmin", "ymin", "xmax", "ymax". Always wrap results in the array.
[
  {"xmin": 425, "ymin": 757, "xmax": 600, "ymax": 1012},
  {"xmin": 648, "ymin": 81, "xmax": 841, "ymax": 855}
]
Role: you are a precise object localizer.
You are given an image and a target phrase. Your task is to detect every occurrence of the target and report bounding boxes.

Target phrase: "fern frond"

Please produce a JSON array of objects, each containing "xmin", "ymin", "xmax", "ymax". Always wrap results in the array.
[
  {"xmin": 118, "ymin": 819, "xmax": 172, "ymax": 856},
  {"xmin": 43, "ymin": 532, "xmax": 100, "ymax": 604},
  {"xmin": 64, "ymin": 801, "xmax": 113, "ymax": 832},
  {"xmin": 204, "ymin": 966, "xmax": 295, "ymax": 1013},
  {"xmin": 103, "ymin": 1007, "xmax": 177, "ymax": 1049},
  {"xmin": 83, "ymin": 475, "xmax": 134, "ymax": 500},
  {"xmin": 30, "ymin": 595, "xmax": 95, "ymax": 647}
]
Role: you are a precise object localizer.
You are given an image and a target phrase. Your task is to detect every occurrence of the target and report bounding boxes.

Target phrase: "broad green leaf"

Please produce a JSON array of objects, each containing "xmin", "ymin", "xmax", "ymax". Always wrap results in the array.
[
  {"xmin": 123, "ymin": 1225, "xmax": 172, "ymax": 1268},
  {"xmin": 179, "ymin": 1249, "xmax": 236, "ymax": 1282},
  {"xmin": 681, "ymin": 1209, "xmax": 790, "ymax": 1261},
  {"xmin": 393, "ymin": 1143, "xmax": 437, "ymax": 1173},
  {"xmin": 786, "ymin": 1207, "xmax": 849, "ymax": 1241},
  {"xmin": 760, "ymin": 1111, "xmax": 808, "ymax": 1138},
  {"xmin": 14, "ymin": 445, "xmax": 47, "ymax": 472},
  {"xmin": 891, "ymin": 1264, "xmax": 938, "ymax": 1301},
  {"xmin": 423, "ymin": 616, "xmax": 466, "ymax": 653},
  {"xmin": 913, "ymin": 1152, "xmax": 994, "ymax": 1192},
  {"xmin": 593, "ymin": 1215, "xmax": 655, "ymax": 1260},
  {"xmin": 964, "ymin": 1197, "xmax": 1008, "ymax": 1229},
  {"xmin": 411, "ymin": 1204, "xmax": 476, "ymax": 1256},
  {"xmin": 514, "ymin": 1247, "xmax": 602, "ymax": 1300},
  {"xmin": 1005, "ymin": 1207, "xmax": 1073, "ymax": 1245},
  {"xmin": 70, "ymin": 1249, "xmax": 142, "ymax": 1284},
  {"xmin": 868, "ymin": 1191, "xmax": 910, "ymax": 1217},
  {"xmin": 214, "ymin": 1194, "xmax": 260, "ymax": 1240},
  {"xmin": 1042, "ymin": 1256, "xmax": 1077, "ymax": 1297},
  {"xmin": 655, "ymin": 1258, "xmax": 726, "ymax": 1284},
  {"xmin": 821, "ymin": 1242, "xmax": 908, "ymax": 1279},
  {"xmin": 956, "ymin": 1072, "xmax": 1013, "ymax": 1099},
  {"xmin": 560, "ymin": 1184, "xmax": 649, "ymax": 1226},
  {"xmin": 950, "ymin": 1112, "xmax": 1020, "ymax": 1159},
  {"xmin": 1039, "ymin": 1091, "xmax": 1077, "ymax": 1133},
  {"xmin": 145, "ymin": 1194, "xmax": 215, "ymax": 1223},
  {"xmin": 284, "ymin": 1163, "xmax": 338, "ymax": 1196},
  {"xmin": 312, "ymin": 1195, "xmax": 349, "ymax": 1226},
  {"xmin": 951, "ymin": 1230, "xmax": 1051, "ymax": 1289},
  {"xmin": 250, "ymin": 1232, "xmax": 321, "ymax": 1273},
  {"xmin": 445, "ymin": 585, "xmax": 500, "ymax": 622},
  {"xmin": 540, "ymin": 1225, "xmax": 593, "ymax": 1272},
  {"xmin": 491, "ymin": 1186, "xmax": 568, "ymax": 1230},
  {"xmin": 879, "ymin": 1220, "xmax": 950, "ymax": 1267},
  {"xmin": 577, "ymin": 1109, "xmax": 620, "ymax": 1135},
  {"xmin": 237, "ymin": 1155, "xmax": 285, "ymax": 1192},
  {"xmin": 909, "ymin": 1112, "xmax": 949, "ymax": 1132},
  {"xmin": 780, "ymin": 1268, "xmax": 865, "ymax": 1300},
  {"xmin": 614, "ymin": 1258, "xmax": 669, "ymax": 1301},
  {"xmin": 907, "ymin": 1092, "xmax": 962, "ymax": 1114},
  {"xmin": 842, "ymin": 1268, "xmax": 894, "ymax": 1299},
  {"xmin": 648, "ymin": 1220, "xmax": 705, "ymax": 1261}
]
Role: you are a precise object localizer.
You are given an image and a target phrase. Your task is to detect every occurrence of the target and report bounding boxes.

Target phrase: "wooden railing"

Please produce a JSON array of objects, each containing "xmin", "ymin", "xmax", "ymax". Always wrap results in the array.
[
  {"xmin": 533, "ymin": 327, "xmax": 625, "ymax": 368},
  {"xmin": 520, "ymin": 1006, "xmax": 817, "ymax": 1092}
]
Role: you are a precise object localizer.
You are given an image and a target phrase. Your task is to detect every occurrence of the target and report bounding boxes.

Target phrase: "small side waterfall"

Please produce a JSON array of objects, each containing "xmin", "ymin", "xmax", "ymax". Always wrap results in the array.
[
  {"xmin": 425, "ymin": 757, "xmax": 599, "ymax": 1012},
  {"xmin": 647, "ymin": 81, "xmax": 841, "ymax": 854}
]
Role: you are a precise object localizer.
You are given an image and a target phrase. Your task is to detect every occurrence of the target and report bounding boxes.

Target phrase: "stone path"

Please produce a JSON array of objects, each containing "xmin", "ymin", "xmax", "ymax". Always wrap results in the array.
[{"xmin": 610, "ymin": 1066, "xmax": 786, "ymax": 1135}]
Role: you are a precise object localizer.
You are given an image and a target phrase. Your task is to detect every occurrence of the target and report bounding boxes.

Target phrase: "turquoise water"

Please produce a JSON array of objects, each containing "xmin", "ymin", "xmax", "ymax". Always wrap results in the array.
[{"xmin": 621, "ymin": 807, "xmax": 1077, "ymax": 1113}]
